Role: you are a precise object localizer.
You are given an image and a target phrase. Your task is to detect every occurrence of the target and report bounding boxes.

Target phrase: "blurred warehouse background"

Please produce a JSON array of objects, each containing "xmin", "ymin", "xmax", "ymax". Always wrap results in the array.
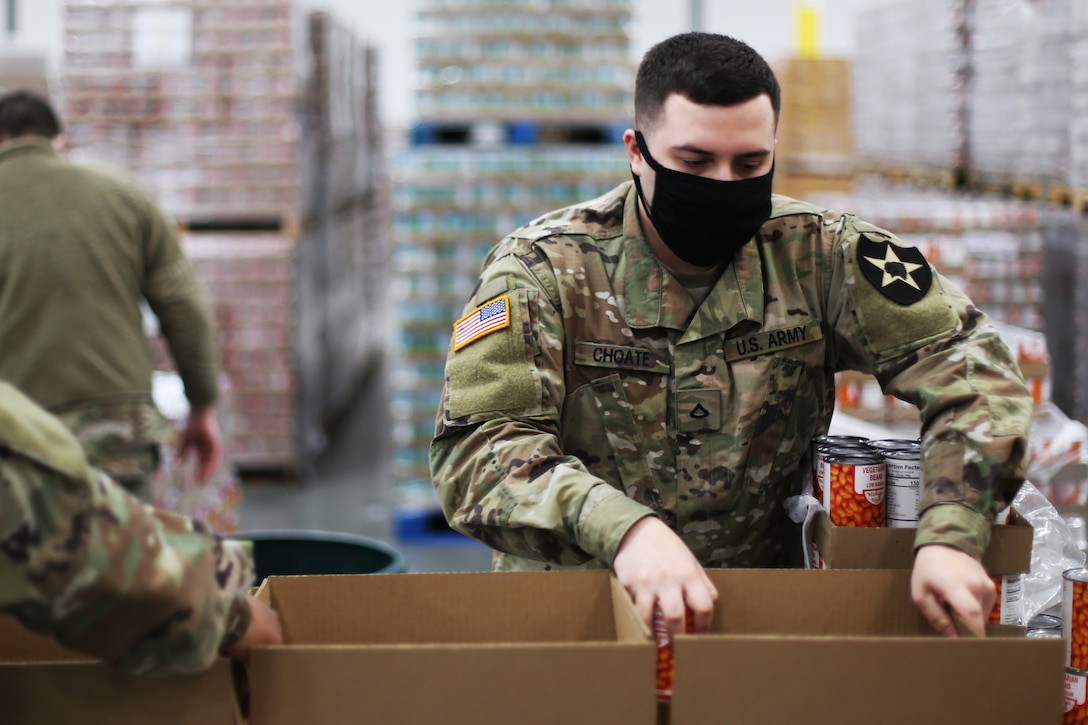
[{"xmin": 1, "ymin": 0, "xmax": 1085, "ymax": 570}]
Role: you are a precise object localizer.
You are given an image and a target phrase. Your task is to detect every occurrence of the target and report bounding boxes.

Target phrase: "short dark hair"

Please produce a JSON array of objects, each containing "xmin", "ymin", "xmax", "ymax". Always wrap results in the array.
[
  {"xmin": 0, "ymin": 90, "xmax": 63, "ymax": 142},
  {"xmin": 634, "ymin": 32, "xmax": 781, "ymax": 131}
]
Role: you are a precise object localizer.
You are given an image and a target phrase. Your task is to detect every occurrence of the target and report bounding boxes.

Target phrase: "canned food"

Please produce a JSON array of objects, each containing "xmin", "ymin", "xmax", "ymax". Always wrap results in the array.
[
  {"xmin": 1030, "ymin": 613, "xmax": 1063, "ymax": 631},
  {"xmin": 883, "ymin": 447, "xmax": 922, "ymax": 528},
  {"xmin": 822, "ymin": 453, "xmax": 885, "ymax": 527},
  {"xmin": 654, "ymin": 605, "xmax": 693, "ymax": 701},
  {"xmin": 1064, "ymin": 569, "xmax": 1088, "ymax": 670},
  {"xmin": 814, "ymin": 442, "xmax": 874, "ymax": 504},
  {"xmin": 988, "ymin": 574, "xmax": 1024, "ymax": 625},
  {"xmin": 1028, "ymin": 613, "xmax": 1063, "ymax": 639},
  {"xmin": 810, "ymin": 436, "xmax": 871, "ymax": 498},
  {"xmin": 813, "ymin": 435, "xmax": 871, "ymax": 446},
  {"xmin": 1067, "ymin": 667, "xmax": 1088, "ymax": 723},
  {"xmin": 866, "ymin": 438, "xmax": 921, "ymax": 453}
]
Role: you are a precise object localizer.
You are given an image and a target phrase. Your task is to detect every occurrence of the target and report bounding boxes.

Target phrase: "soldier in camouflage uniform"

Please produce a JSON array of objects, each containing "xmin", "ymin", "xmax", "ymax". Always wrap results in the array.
[
  {"xmin": 0, "ymin": 381, "xmax": 282, "ymax": 675},
  {"xmin": 431, "ymin": 33, "xmax": 1031, "ymax": 639},
  {"xmin": 0, "ymin": 91, "xmax": 222, "ymax": 501}
]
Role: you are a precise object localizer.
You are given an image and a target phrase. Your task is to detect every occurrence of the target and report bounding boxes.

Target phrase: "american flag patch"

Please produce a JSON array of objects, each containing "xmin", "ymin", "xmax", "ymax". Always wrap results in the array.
[{"xmin": 452, "ymin": 295, "xmax": 511, "ymax": 351}]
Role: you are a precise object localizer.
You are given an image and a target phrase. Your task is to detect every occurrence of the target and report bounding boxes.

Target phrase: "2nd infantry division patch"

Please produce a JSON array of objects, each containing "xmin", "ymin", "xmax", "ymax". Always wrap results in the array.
[
  {"xmin": 857, "ymin": 234, "xmax": 933, "ymax": 306},
  {"xmin": 452, "ymin": 295, "xmax": 511, "ymax": 351}
]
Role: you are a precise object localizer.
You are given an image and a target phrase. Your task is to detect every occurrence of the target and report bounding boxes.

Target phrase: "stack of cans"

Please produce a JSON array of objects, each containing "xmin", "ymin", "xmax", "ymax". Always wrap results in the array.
[
  {"xmin": 809, "ymin": 434, "xmax": 1030, "ymax": 627},
  {"xmin": 810, "ymin": 435, "xmax": 921, "ymax": 528}
]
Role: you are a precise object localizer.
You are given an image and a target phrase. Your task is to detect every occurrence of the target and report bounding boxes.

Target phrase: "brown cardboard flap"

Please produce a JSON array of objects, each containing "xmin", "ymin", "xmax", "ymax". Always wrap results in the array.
[
  {"xmin": 0, "ymin": 616, "xmax": 238, "ymax": 725},
  {"xmin": 709, "ymin": 569, "xmax": 931, "ymax": 636},
  {"xmin": 262, "ymin": 570, "xmax": 621, "ymax": 644},
  {"xmin": 0, "ymin": 616, "xmax": 92, "ymax": 663},
  {"xmin": 673, "ymin": 635, "xmax": 1063, "ymax": 725},
  {"xmin": 249, "ymin": 571, "xmax": 656, "ymax": 725},
  {"xmin": 251, "ymin": 643, "xmax": 651, "ymax": 724},
  {"xmin": 670, "ymin": 569, "xmax": 1063, "ymax": 725},
  {"xmin": 611, "ymin": 575, "xmax": 652, "ymax": 643},
  {"xmin": 812, "ymin": 510, "xmax": 1033, "ymax": 574}
]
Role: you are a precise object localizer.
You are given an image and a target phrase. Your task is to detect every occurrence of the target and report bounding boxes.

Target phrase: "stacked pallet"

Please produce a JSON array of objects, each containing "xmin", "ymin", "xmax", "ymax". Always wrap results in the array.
[
  {"xmin": 63, "ymin": 0, "xmax": 300, "ymax": 223},
  {"xmin": 1041, "ymin": 211, "xmax": 1088, "ymax": 424},
  {"xmin": 294, "ymin": 13, "xmax": 390, "ymax": 459},
  {"xmin": 853, "ymin": 0, "xmax": 1084, "ymax": 199},
  {"xmin": 1070, "ymin": 2, "xmax": 1088, "ymax": 198},
  {"xmin": 391, "ymin": 0, "xmax": 634, "ymax": 511},
  {"xmin": 773, "ymin": 58, "xmax": 854, "ymax": 200},
  {"xmin": 62, "ymin": 1, "xmax": 387, "ymax": 475},
  {"xmin": 851, "ymin": 0, "xmax": 963, "ymax": 184}
]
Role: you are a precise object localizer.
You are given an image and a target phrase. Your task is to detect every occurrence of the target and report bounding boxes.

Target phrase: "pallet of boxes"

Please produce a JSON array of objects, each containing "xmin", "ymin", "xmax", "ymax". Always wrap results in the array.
[{"xmin": 60, "ymin": 0, "xmax": 389, "ymax": 482}]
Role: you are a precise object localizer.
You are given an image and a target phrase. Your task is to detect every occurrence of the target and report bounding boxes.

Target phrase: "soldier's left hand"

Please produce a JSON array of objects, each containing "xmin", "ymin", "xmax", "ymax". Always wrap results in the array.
[{"xmin": 911, "ymin": 544, "xmax": 995, "ymax": 637}]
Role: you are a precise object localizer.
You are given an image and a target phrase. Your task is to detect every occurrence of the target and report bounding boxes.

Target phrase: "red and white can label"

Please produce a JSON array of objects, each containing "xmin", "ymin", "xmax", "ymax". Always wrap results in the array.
[
  {"xmin": 823, "ymin": 455, "xmax": 885, "ymax": 528},
  {"xmin": 1065, "ymin": 569, "xmax": 1088, "ymax": 670},
  {"xmin": 1065, "ymin": 668, "xmax": 1088, "ymax": 723},
  {"xmin": 654, "ymin": 605, "xmax": 693, "ymax": 701}
]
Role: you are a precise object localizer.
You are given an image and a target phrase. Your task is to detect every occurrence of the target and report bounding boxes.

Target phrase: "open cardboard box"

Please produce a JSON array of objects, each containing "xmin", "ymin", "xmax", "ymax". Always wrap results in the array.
[
  {"xmin": 669, "ymin": 569, "xmax": 1063, "ymax": 725},
  {"xmin": 248, "ymin": 570, "xmax": 655, "ymax": 725},
  {"xmin": 0, "ymin": 615, "xmax": 238, "ymax": 724},
  {"xmin": 809, "ymin": 509, "xmax": 1033, "ymax": 575}
]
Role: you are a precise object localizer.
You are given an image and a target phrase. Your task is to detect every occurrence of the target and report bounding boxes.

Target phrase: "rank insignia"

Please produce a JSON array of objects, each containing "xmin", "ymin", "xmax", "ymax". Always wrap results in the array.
[{"xmin": 857, "ymin": 234, "xmax": 932, "ymax": 306}]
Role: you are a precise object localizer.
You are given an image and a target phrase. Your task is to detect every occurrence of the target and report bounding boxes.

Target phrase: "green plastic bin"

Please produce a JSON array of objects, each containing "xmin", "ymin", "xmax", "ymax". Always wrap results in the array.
[{"xmin": 229, "ymin": 529, "xmax": 408, "ymax": 581}]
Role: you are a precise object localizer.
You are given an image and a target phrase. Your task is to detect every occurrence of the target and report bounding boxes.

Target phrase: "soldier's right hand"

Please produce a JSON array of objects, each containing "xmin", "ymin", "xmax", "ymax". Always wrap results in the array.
[
  {"xmin": 611, "ymin": 515, "xmax": 718, "ymax": 637},
  {"xmin": 222, "ymin": 594, "xmax": 284, "ymax": 660}
]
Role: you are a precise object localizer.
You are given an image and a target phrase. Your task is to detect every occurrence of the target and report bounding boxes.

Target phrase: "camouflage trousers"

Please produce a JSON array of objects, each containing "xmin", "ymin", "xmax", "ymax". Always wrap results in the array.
[{"xmin": 51, "ymin": 398, "xmax": 174, "ymax": 503}]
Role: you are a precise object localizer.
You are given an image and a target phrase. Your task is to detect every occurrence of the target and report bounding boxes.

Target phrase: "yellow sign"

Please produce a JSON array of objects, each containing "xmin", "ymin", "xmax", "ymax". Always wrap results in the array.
[{"xmin": 793, "ymin": 1, "xmax": 823, "ymax": 59}]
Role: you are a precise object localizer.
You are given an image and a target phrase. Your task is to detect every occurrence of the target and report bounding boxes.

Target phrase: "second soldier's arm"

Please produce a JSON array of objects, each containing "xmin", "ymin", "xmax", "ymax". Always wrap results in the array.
[{"xmin": 0, "ymin": 382, "xmax": 279, "ymax": 675}]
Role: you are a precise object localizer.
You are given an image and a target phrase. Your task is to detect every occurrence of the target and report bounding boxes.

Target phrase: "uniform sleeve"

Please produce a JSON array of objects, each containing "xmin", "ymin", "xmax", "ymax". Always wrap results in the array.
[
  {"xmin": 429, "ymin": 246, "xmax": 655, "ymax": 567},
  {"xmin": 0, "ymin": 452, "xmax": 254, "ymax": 677},
  {"xmin": 826, "ymin": 216, "xmax": 1032, "ymax": 560},
  {"xmin": 137, "ymin": 190, "xmax": 220, "ymax": 409}
]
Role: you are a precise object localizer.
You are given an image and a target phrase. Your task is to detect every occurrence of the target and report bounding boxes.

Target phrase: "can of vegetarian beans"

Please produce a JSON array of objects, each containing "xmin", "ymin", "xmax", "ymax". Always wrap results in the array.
[
  {"xmin": 813, "ymin": 441, "xmax": 874, "ymax": 505},
  {"xmin": 654, "ymin": 605, "xmax": 693, "ymax": 701},
  {"xmin": 1028, "ymin": 613, "xmax": 1063, "ymax": 639},
  {"xmin": 1064, "ymin": 569, "xmax": 1088, "ymax": 670},
  {"xmin": 1066, "ymin": 667, "xmax": 1088, "ymax": 724},
  {"xmin": 810, "ymin": 435, "xmax": 872, "ymax": 498},
  {"xmin": 822, "ymin": 453, "xmax": 885, "ymax": 528}
]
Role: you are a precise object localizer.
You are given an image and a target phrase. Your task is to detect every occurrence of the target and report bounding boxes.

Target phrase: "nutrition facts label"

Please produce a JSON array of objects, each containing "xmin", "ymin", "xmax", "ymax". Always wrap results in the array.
[
  {"xmin": 884, "ymin": 455, "xmax": 921, "ymax": 528},
  {"xmin": 994, "ymin": 574, "xmax": 1024, "ymax": 625}
]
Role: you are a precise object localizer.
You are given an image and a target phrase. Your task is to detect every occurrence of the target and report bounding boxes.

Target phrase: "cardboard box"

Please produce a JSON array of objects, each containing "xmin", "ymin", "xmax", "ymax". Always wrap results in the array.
[
  {"xmin": 249, "ymin": 571, "xmax": 655, "ymax": 725},
  {"xmin": 0, "ymin": 616, "xmax": 238, "ymax": 724},
  {"xmin": 809, "ymin": 509, "xmax": 1033, "ymax": 575},
  {"xmin": 670, "ymin": 569, "xmax": 1064, "ymax": 725}
]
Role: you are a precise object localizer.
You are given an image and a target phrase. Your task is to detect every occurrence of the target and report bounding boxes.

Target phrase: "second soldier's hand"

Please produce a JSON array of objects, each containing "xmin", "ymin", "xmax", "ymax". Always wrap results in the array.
[
  {"xmin": 222, "ymin": 594, "xmax": 284, "ymax": 660},
  {"xmin": 612, "ymin": 515, "xmax": 718, "ymax": 638}
]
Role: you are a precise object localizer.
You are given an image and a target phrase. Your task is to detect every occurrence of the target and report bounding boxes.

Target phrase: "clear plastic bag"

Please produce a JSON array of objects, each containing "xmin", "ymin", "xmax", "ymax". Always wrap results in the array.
[{"xmin": 1012, "ymin": 480, "xmax": 1086, "ymax": 623}]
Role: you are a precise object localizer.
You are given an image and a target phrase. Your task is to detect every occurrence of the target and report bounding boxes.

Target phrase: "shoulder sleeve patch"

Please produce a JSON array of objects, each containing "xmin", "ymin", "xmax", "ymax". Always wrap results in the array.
[
  {"xmin": 856, "ymin": 234, "xmax": 933, "ymax": 305},
  {"xmin": 453, "ymin": 295, "xmax": 511, "ymax": 351},
  {"xmin": 446, "ymin": 289, "xmax": 541, "ymax": 420},
  {"xmin": 848, "ymin": 233, "xmax": 958, "ymax": 357}
]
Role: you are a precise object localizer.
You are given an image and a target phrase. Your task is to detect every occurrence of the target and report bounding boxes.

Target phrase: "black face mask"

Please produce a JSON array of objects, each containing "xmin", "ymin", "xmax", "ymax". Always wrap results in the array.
[{"xmin": 632, "ymin": 130, "xmax": 774, "ymax": 268}]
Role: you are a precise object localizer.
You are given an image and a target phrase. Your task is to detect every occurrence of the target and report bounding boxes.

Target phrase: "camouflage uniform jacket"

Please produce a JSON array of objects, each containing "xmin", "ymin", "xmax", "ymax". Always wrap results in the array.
[
  {"xmin": 430, "ymin": 182, "xmax": 1032, "ymax": 571},
  {"xmin": 0, "ymin": 382, "xmax": 253, "ymax": 676}
]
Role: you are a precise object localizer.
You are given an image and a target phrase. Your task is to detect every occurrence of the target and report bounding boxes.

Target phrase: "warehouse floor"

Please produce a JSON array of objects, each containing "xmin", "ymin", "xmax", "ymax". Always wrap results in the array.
[{"xmin": 237, "ymin": 352, "xmax": 493, "ymax": 574}]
